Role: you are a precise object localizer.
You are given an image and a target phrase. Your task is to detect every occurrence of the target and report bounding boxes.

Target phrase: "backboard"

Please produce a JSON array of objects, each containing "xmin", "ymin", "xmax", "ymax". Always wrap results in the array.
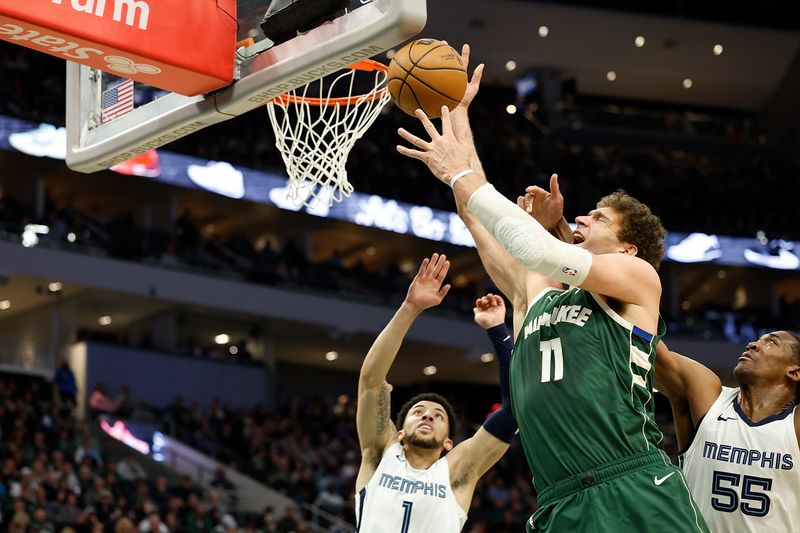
[{"xmin": 65, "ymin": 0, "xmax": 426, "ymax": 173}]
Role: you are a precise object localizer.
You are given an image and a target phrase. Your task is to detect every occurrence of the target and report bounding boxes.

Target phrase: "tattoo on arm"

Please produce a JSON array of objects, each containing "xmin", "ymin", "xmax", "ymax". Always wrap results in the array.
[{"xmin": 375, "ymin": 383, "xmax": 391, "ymax": 435}]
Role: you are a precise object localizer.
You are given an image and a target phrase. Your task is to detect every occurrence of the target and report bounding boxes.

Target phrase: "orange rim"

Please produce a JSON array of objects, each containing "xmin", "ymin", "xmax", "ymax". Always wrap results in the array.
[{"xmin": 269, "ymin": 59, "xmax": 388, "ymax": 106}]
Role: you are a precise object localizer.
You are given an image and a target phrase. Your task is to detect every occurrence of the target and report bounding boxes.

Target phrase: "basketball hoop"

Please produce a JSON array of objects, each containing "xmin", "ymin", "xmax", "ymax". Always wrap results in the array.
[{"xmin": 266, "ymin": 59, "xmax": 391, "ymax": 208}]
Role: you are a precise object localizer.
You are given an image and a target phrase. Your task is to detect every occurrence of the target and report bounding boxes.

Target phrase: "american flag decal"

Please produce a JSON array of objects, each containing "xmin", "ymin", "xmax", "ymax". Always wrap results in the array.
[{"xmin": 101, "ymin": 79, "xmax": 134, "ymax": 123}]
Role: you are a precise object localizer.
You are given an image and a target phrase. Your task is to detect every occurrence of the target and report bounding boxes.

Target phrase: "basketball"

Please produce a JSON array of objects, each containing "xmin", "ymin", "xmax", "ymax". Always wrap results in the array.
[{"xmin": 387, "ymin": 39, "xmax": 468, "ymax": 119}]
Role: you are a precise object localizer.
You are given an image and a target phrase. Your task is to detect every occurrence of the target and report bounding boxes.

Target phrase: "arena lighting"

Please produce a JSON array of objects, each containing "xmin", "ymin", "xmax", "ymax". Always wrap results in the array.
[
  {"xmin": 634, "ymin": 35, "xmax": 645, "ymax": 47},
  {"xmin": 683, "ymin": 78, "xmax": 693, "ymax": 89},
  {"xmin": 67, "ymin": 232, "xmax": 77, "ymax": 243},
  {"xmin": 506, "ymin": 104, "xmax": 517, "ymax": 115},
  {"xmin": 505, "ymin": 60, "xmax": 517, "ymax": 71},
  {"xmin": 229, "ymin": 346, "xmax": 239, "ymax": 355},
  {"xmin": 480, "ymin": 353, "xmax": 495, "ymax": 363},
  {"xmin": 366, "ymin": 246, "xmax": 376, "ymax": 256},
  {"xmin": 98, "ymin": 315, "xmax": 112, "ymax": 326},
  {"xmin": 718, "ymin": 270, "xmax": 727, "ymax": 279},
  {"xmin": 606, "ymin": 71, "xmax": 617, "ymax": 81},
  {"xmin": 423, "ymin": 365, "xmax": 437, "ymax": 376},
  {"xmin": 214, "ymin": 334, "xmax": 230, "ymax": 345},
  {"xmin": 713, "ymin": 44, "xmax": 724, "ymax": 55},
  {"xmin": 538, "ymin": 25, "xmax": 549, "ymax": 38},
  {"xmin": 47, "ymin": 281, "xmax": 63, "ymax": 293},
  {"xmin": 326, "ymin": 351, "xmax": 339, "ymax": 361},
  {"xmin": 0, "ymin": 300, "xmax": 10, "ymax": 310}
]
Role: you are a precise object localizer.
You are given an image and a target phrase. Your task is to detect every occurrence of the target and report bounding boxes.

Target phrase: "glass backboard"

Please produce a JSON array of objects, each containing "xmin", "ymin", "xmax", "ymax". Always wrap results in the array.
[{"xmin": 65, "ymin": 0, "xmax": 426, "ymax": 173}]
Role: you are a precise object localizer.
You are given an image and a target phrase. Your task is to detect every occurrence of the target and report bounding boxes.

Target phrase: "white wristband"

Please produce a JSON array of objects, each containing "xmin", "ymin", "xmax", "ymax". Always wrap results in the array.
[{"xmin": 449, "ymin": 168, "xmax": 475, "ymax": 188}]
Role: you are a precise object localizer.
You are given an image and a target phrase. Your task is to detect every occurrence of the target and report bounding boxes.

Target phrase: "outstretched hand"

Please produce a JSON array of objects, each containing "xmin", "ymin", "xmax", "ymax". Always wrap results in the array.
[
  {"xmin": 404, "ymin": 253, "xmax": 451, "ymax": 312},
  {"xmin": 516, "ymin": 174, "xmax": 564, "ymax": 231},
  {"xmin": 397, "ymin": 107, "xmax": 473, "ymax": 185},
  {"xmin": 473, "ymin": 293, "xmax": 506, "ymax": 329}
]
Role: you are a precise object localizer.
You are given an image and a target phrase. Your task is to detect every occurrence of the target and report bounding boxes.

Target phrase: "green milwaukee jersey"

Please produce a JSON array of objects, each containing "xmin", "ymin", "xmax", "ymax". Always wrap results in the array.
[{"xmin": 511, "ymin": 286, "xmax": 666, "ymax": 492}]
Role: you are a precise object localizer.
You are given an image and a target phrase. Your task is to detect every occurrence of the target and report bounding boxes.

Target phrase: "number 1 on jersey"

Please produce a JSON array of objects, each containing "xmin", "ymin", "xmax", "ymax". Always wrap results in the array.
[
  {"xmin": 400, "ymin": 500, "xmax": 413, "ymax": 533},
  {"xmin": 540, "ymin": 338, "xmax": 564, "ymax": 383}
]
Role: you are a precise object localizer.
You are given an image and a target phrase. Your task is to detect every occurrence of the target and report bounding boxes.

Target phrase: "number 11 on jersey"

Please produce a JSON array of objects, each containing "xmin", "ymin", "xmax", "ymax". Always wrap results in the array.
[{"xmin": 540, "ymin": 338, "xmax": 564, "ymax": 383}]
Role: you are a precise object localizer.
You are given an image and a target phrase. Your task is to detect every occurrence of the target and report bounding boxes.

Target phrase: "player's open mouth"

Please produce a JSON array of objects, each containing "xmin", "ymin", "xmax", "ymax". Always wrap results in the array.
[
  {"xmin": 418, "ymin": 424, "xmax": 433, "ymax": 432},
  {"xmin": 573, "ymin": 232, "xmax": 585, "ymax": 244},
  {"xmin": 738, "ymin": 353, "xmax": 752, "ymax": 362}
]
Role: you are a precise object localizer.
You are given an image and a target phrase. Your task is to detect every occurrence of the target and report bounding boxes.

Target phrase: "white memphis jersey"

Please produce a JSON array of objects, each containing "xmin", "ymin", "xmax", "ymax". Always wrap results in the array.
[
  {"xmin": 680, "ymin": 387, "xmax": 800, "ymax": 532},
  {"xmin": 355, "ymin": 442, "xmax": 467, "ymax": 533}
]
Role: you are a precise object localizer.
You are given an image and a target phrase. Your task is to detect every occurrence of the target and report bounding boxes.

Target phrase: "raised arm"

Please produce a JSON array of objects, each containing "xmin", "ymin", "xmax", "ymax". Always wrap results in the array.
[
  {"xmin": 655, "ymin": 340, "xmax": 721, "ymax": 451},
  {"xmin": 397, "ymin": 106, "xmax": 660, "ymax": 312},
  {"xmin": 447, "ymin": 294, "xmax": 517, "ymax": 509},
  {"xmin": 355, "ymin": 253, "xmax": 451, "ymax": 491},
  {"xmin": 447, "ymin": 46, "xmax": 558, "ymax": 335}
]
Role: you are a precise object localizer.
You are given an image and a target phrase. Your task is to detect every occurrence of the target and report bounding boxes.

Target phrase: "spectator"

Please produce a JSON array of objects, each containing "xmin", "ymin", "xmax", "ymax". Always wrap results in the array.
[
  {"xmin": 138, "ymin": 510, "xmax": 169, "ymax": 533},
  {"xmin": 116, "ymin": 454, "xmax": 148, "ymax": 483},
  {"xmin": 88, "ymin": 384, "xmax": 116, "ymax": 417},
  {"xmin": 54, "ymin": 362, "xmax": 78, "ymax": 408}
]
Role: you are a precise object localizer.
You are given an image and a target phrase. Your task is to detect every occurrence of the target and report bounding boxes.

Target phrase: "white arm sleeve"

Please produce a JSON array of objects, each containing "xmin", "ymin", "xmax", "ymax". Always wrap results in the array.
[{"xmin": 467, "ymin": 184, "xmax": 593, "ymax": 285}]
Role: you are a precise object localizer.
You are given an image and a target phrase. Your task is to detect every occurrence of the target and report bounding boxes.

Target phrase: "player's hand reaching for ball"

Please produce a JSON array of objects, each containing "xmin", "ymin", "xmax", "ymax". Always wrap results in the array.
[
  {"xmin": 404, "ymin": 253, "xmax": 451, "ymax": 313},
  {"xmin": 473, "ymin": 293, "xmax": 506, "ymax": 330},
  {"xmin": 397, "ymin": 107, "xmax": 476, "ymax": 186}
]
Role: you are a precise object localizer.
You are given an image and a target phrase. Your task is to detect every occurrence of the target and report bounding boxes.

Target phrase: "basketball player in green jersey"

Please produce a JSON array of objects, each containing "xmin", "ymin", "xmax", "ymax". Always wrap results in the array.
[{"xmin": 395, "ymin": 45, "xmax": 709, "ymax": 532}]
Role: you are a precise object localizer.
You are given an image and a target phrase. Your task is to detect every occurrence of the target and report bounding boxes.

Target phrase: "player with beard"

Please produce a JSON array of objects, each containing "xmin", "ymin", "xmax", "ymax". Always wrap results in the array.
[
  {"xmin": 395, "ymin": 45, "xmax": 708, "ymax": 532},
  {"xmin": 355, "ymin": 253, "xmax": 518, "ymax": 532},
  {"xmin": 654, "ymin": 332, "xmax": 800, "ymax": 531}
]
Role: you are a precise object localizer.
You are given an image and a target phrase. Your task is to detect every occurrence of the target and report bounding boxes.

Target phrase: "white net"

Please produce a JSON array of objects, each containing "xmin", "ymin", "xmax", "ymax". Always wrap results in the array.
[{"xmin": 266, "ymin": 63, "xmax": 391, "ymax": 208}]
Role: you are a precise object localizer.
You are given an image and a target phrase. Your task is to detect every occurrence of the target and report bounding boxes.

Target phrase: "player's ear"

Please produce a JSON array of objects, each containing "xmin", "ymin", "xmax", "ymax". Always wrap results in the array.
[
  {"xmin": 443, "ymin": 437, "xmax": 454, "ymax": 452},
  {"xmin": 396, "ymin": 429, "xmax": 405, "ymax": 444},
  {"xmin": 785, "ymin": 364, "xmax": 800, "ymax": 384},
  {"xmin": 619, "ymin": 242, "xmax": 638, "ymax": 256}
]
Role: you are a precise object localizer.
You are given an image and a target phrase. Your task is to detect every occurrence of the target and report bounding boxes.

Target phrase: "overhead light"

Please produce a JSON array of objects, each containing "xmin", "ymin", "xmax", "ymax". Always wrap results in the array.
[
  {"xmin": 713, "ymin": 44, "xmax": 723, "ymax": 55},
  {"xmin": 683, "ymin": 78, "xmax": 693, "ymax": 89},
  {"xmin": 0, "ymin": 300, "xmax": 9, "ymax": 310},
  {"xmin": 634, "ymin": 35, "xmax": 645, "ymax": 48},
  {"xmin": 423, "ymin": 365, "xmax": 437, "ymax": 376},
  {"xmin": 681, "ymin": 301, "xmax": 691, "ymax": 310},
  {"xmin": 717, "ymin": 270, "xmax": 727, "ymax": 279},
  {"xmin": 366, "ymin": 246, "xmax": 376, "ymax": 256},
  {"xmin": 538, "ymin": 25, "xmax": 549, "ymax": 38},
  {"xmin": 386, "ymin": 49, "xmax": 396, "ymax": 60},
  {"xmin": 229, "ymin": 346, "xmax": 239, "ymax": 355},
  {"xmin": 480, "ymin": 353, "xmax": 495, "ymax": 363},
  {"xmin": 398, "ymin": 259, "xmax": 416, "ymax": 273},
  {"xmin": 506, "ymin": 104, "xmax": 517, "ymax": 115},
  {"xmin": 48, "ymin": 282, "xmax": 63, "ymax": 293},
  {"xmin": 214, "ymin": 334, "xmax": 230, "ymax": 345},
  {"xmin": 326, "ymin": 351, "xmax": 339, "ymax": 361},
  {"xmin": 606, "ymin": 71, "xmax": 617, "ymax": 81},
  {"xmin": 67, "ymin": 232, "xmax": 76, "ymax": 243},
  {"xmin": 98, "ymin": 315, "xmax": 112, "ymax": 326},
  {"xmin": 505, "ymin": 60, "xmax": 517, "ymax": 71}
]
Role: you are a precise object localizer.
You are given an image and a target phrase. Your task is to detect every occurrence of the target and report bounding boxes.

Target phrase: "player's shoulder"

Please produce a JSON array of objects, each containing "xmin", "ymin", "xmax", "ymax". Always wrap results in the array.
[{"xmin": 719, "ymin": 386, "xmax": 739, "ymax": 401}]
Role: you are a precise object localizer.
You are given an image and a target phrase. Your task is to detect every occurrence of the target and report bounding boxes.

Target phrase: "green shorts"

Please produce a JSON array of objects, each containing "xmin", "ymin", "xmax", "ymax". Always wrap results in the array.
[{"xmin": 525, "ymin": 450, "xmax": 709, "ymax": 533}]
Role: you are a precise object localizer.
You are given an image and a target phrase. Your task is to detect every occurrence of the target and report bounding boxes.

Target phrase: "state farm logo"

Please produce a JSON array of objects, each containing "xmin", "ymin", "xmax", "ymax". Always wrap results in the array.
[
  {"xmin": 50, "ymin": 0, "xmax": 151, "ymax": 31},
  {"xmin": 105, "ymin": 55, "xmax": 160, "ymax": 75},
  {"xmin": 0, "ymin": 24, "xmax": 161, "ymax": 76}
]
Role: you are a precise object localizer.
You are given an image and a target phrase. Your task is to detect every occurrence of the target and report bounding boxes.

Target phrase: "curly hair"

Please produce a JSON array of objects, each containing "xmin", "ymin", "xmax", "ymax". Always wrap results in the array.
[
  {"xmin": 785, "ymin": 331, "xmax": 800, "ymax": 403},
  {"xmin": 395, "ymin": 393, "xmax": 458, "ymax": 440},
  {"xmin": 597, "ymin": 190, "xmax": 666, "ymax": 270}
]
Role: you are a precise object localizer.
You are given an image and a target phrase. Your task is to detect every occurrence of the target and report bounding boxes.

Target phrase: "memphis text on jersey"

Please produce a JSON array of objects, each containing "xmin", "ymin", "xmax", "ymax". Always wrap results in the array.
[
  {"xmin": 703, "ymin": 441, "xmax": 794, "ymax": 470},
  {"xmin": 523, "ymin": 303, "xmax": 592, "ymax": 339},
  {"xmin": 377, "ymin": 473, "xmax": 447, "ymax": 499}
]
